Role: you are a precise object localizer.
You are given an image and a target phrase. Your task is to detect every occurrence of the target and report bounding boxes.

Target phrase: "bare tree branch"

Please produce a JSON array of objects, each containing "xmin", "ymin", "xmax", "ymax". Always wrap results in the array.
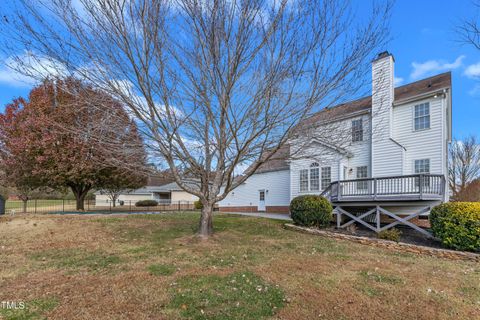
[{"xmin": 0, "ymin": 0, "xmax": 391, "ymax": 237}]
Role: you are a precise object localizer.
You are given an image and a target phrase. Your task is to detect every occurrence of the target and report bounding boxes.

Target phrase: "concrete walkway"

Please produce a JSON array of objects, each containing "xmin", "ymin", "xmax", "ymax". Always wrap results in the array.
[{"xmin": 219, "ymin": 211, "xmax": 292, "ymax": 221}]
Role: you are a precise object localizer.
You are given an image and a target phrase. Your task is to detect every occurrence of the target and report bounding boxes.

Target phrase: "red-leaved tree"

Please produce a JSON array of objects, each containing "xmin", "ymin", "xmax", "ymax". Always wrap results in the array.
[{"xmin": 0, "ymin": 78, "xmax": 148, "ymax": 210}]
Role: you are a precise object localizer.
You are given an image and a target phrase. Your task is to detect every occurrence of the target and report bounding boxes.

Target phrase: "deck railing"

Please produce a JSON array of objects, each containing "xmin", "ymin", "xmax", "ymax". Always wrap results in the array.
[{"xmin": 322, "ymin": 174, "xmax": 445, "ymax": 202}]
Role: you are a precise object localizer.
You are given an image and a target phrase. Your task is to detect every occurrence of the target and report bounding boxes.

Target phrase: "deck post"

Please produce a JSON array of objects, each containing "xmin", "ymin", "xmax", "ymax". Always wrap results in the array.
[
  {"xmin": 419, "ymin": 174, "xmax": 424, "ymax": 199},
  {"xmin": 336, "ymin": 207, "xmax": 341, "ymax": 228},
  {"xmin": 376, "ymin": 206, "xmax": 380, "ymax": 231},
  {"xmin": 373, "ymin": 178, "xmax": 377, "ymax": 200}
]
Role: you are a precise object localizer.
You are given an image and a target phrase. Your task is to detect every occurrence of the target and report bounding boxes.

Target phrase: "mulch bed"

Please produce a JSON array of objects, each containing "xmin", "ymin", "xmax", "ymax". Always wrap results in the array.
[
  {"xmin": 329, "ymin": 224, "xmax": 445, "ymax": 249},
  {"xmin": 284, "ymin": 223, "xmax": 480, "ymax": 262}
]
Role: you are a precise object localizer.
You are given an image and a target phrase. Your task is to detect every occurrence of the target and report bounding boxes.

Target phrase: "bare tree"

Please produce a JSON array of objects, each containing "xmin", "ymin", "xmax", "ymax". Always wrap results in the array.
[
  {"xmin": 0, "ymin": 0, "xmax": 391, "ymax": 237},
  {"xmin": 457, "ymin": 0, "xmax": 480, "ymax": 50},
  {"xmin": 449, "ymin": 136, "xmax": 480, "ymax": 200}
]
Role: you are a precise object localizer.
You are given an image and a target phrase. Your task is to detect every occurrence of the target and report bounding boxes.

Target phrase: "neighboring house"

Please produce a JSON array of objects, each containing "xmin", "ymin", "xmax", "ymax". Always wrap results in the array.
[
  {"xmin": 95, "ymin": 181, "xmax": 198, "ymax": 206},
  {"xmin": 219, "ymin": 52, "xmax": 451, "ymax": 227}
]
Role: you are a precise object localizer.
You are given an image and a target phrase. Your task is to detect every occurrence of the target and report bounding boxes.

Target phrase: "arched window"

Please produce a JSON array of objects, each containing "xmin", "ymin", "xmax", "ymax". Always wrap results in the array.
[{"xmin": 310, "ymin": 162, "xmax": 320, "ymax": 191}]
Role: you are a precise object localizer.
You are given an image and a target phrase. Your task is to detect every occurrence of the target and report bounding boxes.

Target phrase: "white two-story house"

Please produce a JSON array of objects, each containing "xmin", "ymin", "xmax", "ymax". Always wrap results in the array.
[{"xmin": 219, "ymin": 52, "xmax": 451, "ymax": 228}]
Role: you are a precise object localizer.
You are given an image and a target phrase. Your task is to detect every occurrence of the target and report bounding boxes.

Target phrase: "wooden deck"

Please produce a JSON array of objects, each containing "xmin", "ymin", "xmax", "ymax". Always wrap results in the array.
[{"xmin": 322, "ymin": 174, "xmax": 446, "ymax": 203}]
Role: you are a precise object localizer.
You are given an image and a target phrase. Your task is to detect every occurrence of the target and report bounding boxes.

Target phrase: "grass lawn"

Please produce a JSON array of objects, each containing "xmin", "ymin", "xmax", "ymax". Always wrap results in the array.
[
  {"xmin": 0, "ymin": 212, "xmax": 478, "ymax": 320},
  {"xmin": 5, "ymin": 200, "xmax": 65, "ymax": 210}
]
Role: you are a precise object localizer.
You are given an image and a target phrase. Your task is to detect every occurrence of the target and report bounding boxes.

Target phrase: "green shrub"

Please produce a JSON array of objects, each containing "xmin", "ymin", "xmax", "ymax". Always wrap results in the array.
[
  {"xmin": 430, "ymin": 202, "xmax": 480, "ymax": 252},
  {"xmin": 290, "ymin": 195, "xmax": 332, "ymax": 228},
  {"xmin": 377, "ymin": 228, "xmax": 402, "ymax": 242},
  {"xmin": 194, "ymin": 200, "xmax": 203, "ymax": 210},
  {"xmin": 135, "ymin": 200, "xmax": 158, "ymax": 207}
]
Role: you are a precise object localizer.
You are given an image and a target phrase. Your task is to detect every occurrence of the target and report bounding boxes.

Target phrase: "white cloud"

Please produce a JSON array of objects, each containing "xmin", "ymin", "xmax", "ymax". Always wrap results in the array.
[
  {"xmin": 469, "ymin": 83, "xmax": 480, "ymax": 97},
  {"xmin": 394, "ymin": 76, "xmax": 404, "ymax": 87},
  {"xmin": 465, "ymin": 62, "xmax": 480, "ymax": 79},
  {"xmin": 410, "ymin": 55, "xmax": 465, "ymax": 80},
  {"xmin": 0, "ymin": 52, "xmax": 67, "ymax": 88},
  {"xmin": 0, "ymin": 65, "xmax": 34, "ymax": 88}
]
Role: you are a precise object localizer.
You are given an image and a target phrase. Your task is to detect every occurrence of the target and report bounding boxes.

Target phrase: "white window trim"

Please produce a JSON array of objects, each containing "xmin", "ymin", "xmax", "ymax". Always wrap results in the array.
[
  {"xmin": 351, "ymin": 118, "xmax": 364, "ymax": 142},
  {"xmin": 299, "ymin": 169, "xmax": 309, "ymax": 192},
  {"xmin": 413, "ymin": 102, "xmax": 431, "ymax": 132},
  {"xmin": 310, "ymin": 164, "xmax": 320, "ymax": 191},
  {"xmin": 321, "ymin": 167, "xmax": 332, "ymax": 191},
  {"xmin": 356, "ymin": 166, "xmax": 369, "ymax": 191},
  {"xmin": 299, "ymin": 164, "xmax": 331, "ymax": 192},
  {"xmin": 414, "ymin": 159, "xmax": 430, "ymax": 174},
  {"xmin": 414, "ymin": 159, "xmax": 430, "ymax": 188}
]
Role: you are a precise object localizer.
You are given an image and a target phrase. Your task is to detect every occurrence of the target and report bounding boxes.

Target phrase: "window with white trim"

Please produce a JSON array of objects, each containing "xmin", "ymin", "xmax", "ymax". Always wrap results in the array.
[
  {"xmin": 310, "ymin": 163, "xmax": 320, "ymax": 191},
  {"xmin": 356, "ymin": 166, "xmax": 368, "ymax": 191},
  {"xmin": 299, "ymin": 169, "xmax": 309, "ymax": 192},
  {"xmin": 321, "ymin": 167, "xmax": 331, "ymax": 190},
  {"xmin": 415, "ymin": 159, "xmax": 430, "ymax": 188},
  {"xmin": 414, "ymin": 103, "xmax": 430, "ymax": 131},
  {"xmin": 352, "ymin": 119, "xmax": 363, "ymax": 142},
  {"xmin": 415, "ymin": 159, "xmax": 430, "ymax": 174}
]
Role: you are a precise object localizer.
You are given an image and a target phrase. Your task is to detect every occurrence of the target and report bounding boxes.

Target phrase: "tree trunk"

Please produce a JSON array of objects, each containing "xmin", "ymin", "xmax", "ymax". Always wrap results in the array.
[
  {"xmin": 111, "ymin": 196, "xmax": 117, "ymax": 208},
  {"xmin": 22, "ymin": 199, "xmax": 27, "ymax": 213},
  {"xmin": 70, "ymin": 185, "xmax": 90, "ymax": 211},
  {"xmin": 75, "ymin": 193, "xmax": 86, "ymax": 211},
  {"xmin": 198, "ymin": 202, "xmax": 214, "ymax": 238}
]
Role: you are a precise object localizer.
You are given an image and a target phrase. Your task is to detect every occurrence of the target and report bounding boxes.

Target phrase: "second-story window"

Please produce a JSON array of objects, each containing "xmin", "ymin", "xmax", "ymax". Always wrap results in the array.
[
  {"xmin": 352, "ymin": 119, "xmax": 363, "ymax": 142},
  {"xmin": 414, "ymin": 103, "xmax": 430, "ymax": 131},
  {"xmin": 310, "ymin": 163, "xmax": 320, "ymax": 191}
]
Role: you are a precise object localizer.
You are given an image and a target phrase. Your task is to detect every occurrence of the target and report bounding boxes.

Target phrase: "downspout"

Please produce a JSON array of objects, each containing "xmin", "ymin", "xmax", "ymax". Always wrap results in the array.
[{"xmin": 390, "ymin": 138, "xmax": 407, "ymax": 174}]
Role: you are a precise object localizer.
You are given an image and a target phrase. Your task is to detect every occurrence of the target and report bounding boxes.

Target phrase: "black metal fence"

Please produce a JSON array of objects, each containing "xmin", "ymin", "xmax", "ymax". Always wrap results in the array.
[{"xmin": 3, "ymin": 199, "xmax": 197, "ymax": 214}]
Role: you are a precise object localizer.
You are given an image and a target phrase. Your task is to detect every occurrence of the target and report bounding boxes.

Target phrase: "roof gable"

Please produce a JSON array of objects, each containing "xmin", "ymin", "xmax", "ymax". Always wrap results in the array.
[{"xmin": 302, "ymin": 71, "xmax": 451, "ymax": 125}]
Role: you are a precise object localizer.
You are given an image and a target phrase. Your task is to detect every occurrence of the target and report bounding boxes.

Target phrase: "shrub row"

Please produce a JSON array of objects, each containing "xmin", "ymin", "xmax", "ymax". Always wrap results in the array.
[
  {"xmin": 288, "ymin": 195, "xmax": 479, "ymax": 252},
  {"xmin": 135, "ymin": 200, "xmax": 158, "ymax": 207}
]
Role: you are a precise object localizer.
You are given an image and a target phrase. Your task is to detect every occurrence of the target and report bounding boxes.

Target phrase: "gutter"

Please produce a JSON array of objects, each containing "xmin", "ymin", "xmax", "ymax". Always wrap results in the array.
[{"xmin": 393, "ymin": 87, "xmax": 449, "ymax": 106}]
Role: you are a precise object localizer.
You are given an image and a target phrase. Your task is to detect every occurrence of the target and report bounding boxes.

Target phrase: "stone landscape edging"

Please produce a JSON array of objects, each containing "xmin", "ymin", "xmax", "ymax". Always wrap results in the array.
[{"xmin": 284, "ymin": 223, "xmax": 480, "ymax": 262}]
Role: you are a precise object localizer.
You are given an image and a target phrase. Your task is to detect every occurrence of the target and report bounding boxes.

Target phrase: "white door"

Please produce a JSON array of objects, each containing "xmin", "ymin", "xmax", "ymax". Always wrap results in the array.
[{"xmin": 258, "ymin": 190, "xmax": 266, "ymax": 211}]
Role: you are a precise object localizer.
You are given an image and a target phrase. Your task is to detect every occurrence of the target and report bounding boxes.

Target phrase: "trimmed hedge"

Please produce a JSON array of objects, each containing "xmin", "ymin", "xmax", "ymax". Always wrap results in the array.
[
  {"xmin": 194, "ymin": 200, "xmax": 203, "ymax": 210},
  {"xmin": 135, "ymin": 200, "xmax": 158, "ymax": 207},
  {"xmin": 290, "ymin": 195, "xmax": 332, "ymax": 228},
  {"xmin": 430, "ymin": 202, "xmax": 480, "ymax": 252}
]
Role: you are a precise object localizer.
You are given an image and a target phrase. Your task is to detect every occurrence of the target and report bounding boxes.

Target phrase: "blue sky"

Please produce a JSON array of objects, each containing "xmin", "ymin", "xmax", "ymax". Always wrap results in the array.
[{"xmin": 0, "ymin": 0, "xmax": 479, "ymax": 138}]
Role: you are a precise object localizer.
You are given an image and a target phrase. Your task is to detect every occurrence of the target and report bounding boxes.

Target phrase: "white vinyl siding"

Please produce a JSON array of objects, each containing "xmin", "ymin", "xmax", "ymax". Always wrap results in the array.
[
  {"xmin": 414, "ymin": 103, "xmax": 430, "ymax": 131},
  {"xmin": 220, "ymin": 85, "xmax": 449, "ymax": 208},
  {"xmin": 393, "ymin": 97, "xmax": 444, "ymax": 175},
  {"xmin": 218, "ymin": 169, "xmax": 291, "ymax": 207}
]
